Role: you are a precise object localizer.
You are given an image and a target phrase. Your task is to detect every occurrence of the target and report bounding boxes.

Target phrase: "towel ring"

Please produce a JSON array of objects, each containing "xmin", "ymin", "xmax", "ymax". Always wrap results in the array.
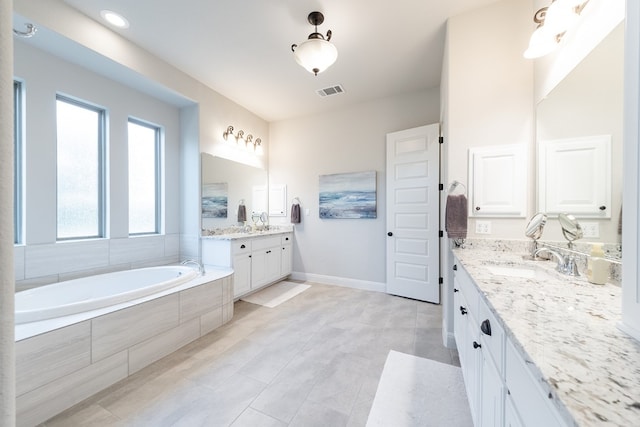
[
  {"xmin": 292, "ymin": 197, "xmax": 301, "ymax": 204},
  {"xmin": 239, "ymin": 199, "xmax": 245, "ymax": 205},
  {"xmin": 448, "ymin": 180, "xmax": 466, "ymax": 195}
]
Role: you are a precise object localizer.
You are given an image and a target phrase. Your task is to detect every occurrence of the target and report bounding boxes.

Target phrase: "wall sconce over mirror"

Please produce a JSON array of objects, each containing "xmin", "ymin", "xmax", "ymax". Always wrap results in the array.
[
  {"xmin": 222, "ymin": 125, "xmax": 264, "ymax": 155},
  {"xmin": 524, "ymin": 0, "xmax": 590, "ymax": 59}
]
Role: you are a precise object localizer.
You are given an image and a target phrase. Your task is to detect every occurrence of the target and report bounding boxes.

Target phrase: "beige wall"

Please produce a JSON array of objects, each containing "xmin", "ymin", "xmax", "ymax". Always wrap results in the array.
[
  {"xmin": 269, "ymin": 89, "xmax": 440, "ymax": 287},
  {"xmin": 443, "ymin": 0, "xmax": 534, "ymax": 240}
]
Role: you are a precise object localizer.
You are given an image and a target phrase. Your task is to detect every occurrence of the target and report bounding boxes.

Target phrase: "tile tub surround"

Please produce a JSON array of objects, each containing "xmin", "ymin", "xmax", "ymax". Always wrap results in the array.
[
  {"xmin": 16, "ymin": 269, "xmax": 234, "ymax": 427},
  {"xmin": 453, "ymin": 247, "xmax": 640, "ymax": 426}
]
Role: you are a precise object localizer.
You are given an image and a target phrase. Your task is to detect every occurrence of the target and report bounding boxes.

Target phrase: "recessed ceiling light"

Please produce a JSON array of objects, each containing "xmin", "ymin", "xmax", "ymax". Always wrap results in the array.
[{"xmin": 100, "ymin": 10, "xmax": 129, "ymax": 29}]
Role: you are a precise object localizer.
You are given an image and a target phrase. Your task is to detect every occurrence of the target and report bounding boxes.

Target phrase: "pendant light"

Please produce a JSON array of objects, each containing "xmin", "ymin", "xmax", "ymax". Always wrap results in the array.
[{"xmin": 291, "ymin": 11, "xmax": 338, "ymax": 76}]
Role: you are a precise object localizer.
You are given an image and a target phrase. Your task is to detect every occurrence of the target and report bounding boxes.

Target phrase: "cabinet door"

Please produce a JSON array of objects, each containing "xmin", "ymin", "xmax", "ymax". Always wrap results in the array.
[
  {"xmin": 233, "ymin": 254, "xmax": 252, "ymax": 298},
  {"xmin": 281, "ymin": 244, "xmax": 292, "ymax": 276},
  {"xmin": 251, "ymin": 250, "xmax": 268, "ymax": 288},
  {"xmin": 480, "ymin": 349, "xmax": 504, "ymax": 427},
  {"xmin": 468, "ymin": 144, "xmax": 527, "ymax": 217},
  {"xmin": 504, "ymin": 394, "xmax": 524, "ymax": 427},
  {"xmin": 265, "ymin": 247, "xmax": 281, "ymax": 282}
]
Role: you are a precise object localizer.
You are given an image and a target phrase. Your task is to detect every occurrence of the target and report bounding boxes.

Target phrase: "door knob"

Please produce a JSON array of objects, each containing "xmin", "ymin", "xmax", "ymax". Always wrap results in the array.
[
  {"xmin": 387, "ymin": 232, "xmax": 393, "ymax": 237},
  {"xmin": 473, "ymin": 341, "xmax": 481, "ymax": 349},
  {"xmin": 599, "ymin": 205, "xmax": 606, "ymax": 211}
]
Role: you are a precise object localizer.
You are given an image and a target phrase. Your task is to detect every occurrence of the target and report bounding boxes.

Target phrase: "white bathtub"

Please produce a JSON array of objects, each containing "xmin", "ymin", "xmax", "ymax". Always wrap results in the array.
[{"xmin": 15, "ymin": 266, "xmax": 198, "ymax": 324}]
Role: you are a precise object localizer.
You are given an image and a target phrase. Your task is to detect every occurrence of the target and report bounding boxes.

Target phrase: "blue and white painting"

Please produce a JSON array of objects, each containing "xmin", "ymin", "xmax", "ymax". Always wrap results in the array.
[
  {"xmin": 202, "ymin": 183, "xmax": 228, "ymax": 218},
  {"xmin": 319, "ymin": 171, "xmax": 377, "ymax": 219}
]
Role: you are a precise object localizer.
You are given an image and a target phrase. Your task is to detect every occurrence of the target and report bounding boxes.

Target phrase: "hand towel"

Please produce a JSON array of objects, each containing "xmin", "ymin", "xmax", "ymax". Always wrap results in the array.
[
  {"xmin": 445, "ymin": 194, "xmax": 468, "ymax": 239},
  {"xmin": 237, "ymin": 204, "xmax": 247, "ymax": 223},
  {"xmin": 291, "ymin": 203, "xmax": 301, "ymax": 224}
]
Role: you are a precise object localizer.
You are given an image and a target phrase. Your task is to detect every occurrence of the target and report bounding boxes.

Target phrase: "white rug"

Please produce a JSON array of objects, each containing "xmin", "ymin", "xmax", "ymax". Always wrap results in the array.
[
  {"xmin": 367, "ymin": 351, "xmax": 473, "ymax": 427},
  {"xmin": 241, "ymin": 281, "xmax": 311, "ymax": 308}
]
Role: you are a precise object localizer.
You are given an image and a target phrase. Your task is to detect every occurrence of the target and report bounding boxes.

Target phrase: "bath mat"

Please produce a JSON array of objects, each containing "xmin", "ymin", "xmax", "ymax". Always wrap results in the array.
[
  {"xmin": 241, "ymin": 281, "xmax": 310, "ymax": 308},
  {"xmin": 366, "ymin": 351, "xmax": 473, "ymax": 427}
]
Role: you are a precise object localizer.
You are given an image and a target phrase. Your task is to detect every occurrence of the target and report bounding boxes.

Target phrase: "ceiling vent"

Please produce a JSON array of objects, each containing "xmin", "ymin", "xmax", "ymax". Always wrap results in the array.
[{"xmin": 316, "ymin": 84, "xmax": 345, "ymax": 98}]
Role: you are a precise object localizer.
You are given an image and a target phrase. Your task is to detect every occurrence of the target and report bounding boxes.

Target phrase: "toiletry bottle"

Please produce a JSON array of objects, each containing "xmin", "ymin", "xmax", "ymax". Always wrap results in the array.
[{"xmin": 587, "ymin": 243, "xmax": 608, "ymax": 285}]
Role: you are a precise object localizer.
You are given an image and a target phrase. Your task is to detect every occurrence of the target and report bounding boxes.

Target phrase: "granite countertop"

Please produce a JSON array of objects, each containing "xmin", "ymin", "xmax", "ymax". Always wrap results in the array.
[
  {"xmin": 453, "ymin": 247, "xmax": 640, "ymax": 426},
  {"xmin": 201, "ymin": 227, "xmax": 293, "ymax": 240}
]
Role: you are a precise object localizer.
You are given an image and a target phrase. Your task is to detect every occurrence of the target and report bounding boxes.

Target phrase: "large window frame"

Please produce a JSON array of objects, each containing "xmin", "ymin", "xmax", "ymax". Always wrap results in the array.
[
  {"xmin": 13, "ymin": 80, "xmax": 24, "ymax": 244},
  {"xmin": 127, "ymin": 117, "xmax": 161, "ymax": 235},
  {"xmin": 55, "ymin": 95, "xmax": 107, "ymax": 241}
]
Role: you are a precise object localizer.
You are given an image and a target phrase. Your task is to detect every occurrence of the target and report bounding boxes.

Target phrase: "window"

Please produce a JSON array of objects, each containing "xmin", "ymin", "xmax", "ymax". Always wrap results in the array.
[
  {"xmin": 128, "ymin": 118, "xmax": 160, "ymax": 235},
  {"xmin": 13, "ymin": 80, "xmax": 23, "ymax": 244},
  {"xmin": 56, "ymin": 96, "xmax": 106, "ymax": 240}
]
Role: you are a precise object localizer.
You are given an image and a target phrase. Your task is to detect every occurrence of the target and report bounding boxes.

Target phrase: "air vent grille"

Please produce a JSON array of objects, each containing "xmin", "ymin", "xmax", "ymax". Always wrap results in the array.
[{"xmin": 316, "ymin": 84, "xmax": 345, "ymax": 97}]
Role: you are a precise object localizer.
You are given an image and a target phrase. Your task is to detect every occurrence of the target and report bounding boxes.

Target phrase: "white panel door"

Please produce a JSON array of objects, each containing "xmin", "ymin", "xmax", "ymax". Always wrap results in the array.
[{"xmin": 386, "ymin": 124, "xmax": 440, "ymax": 303}]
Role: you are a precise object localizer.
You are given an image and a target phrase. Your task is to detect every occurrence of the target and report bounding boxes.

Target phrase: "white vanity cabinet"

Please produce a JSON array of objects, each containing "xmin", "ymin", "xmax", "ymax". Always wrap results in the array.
[
  {"xmin": 453, "ymin": 259, "xmax": 567, "ymax": 427},
  {"xmin": 202, "ymin": 232, "xmax": 293, "ymax": 298}
]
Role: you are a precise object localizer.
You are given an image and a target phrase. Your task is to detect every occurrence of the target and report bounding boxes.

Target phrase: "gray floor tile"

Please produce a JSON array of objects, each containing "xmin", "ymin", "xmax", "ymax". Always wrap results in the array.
[{"xmin": 41, "ymin": 282, "xmax": 457, "ymax": 427}]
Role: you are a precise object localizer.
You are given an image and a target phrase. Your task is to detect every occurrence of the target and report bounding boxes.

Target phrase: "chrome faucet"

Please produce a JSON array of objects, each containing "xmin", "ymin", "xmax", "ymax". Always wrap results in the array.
[
  {"xmin": 533, "ymin": 247, "xmax": 579, "ymax": 276},
  {"xmin": 181, "ymin": 259, "xmax": 205, "ymax": 275}
]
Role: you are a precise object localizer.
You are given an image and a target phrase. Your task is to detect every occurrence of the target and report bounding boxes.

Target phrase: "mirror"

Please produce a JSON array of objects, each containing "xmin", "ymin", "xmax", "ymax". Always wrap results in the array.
[
  {"xmin": 559, "ymin": 213, "xmax": 583, "ymax": 248},
  {"xmin": 525, "ymin": 212, "xmax": 547, "ymax": 240},
  {"xmin": 201, "ymin": 153, "xmax": 268, "ymax": 231},
  {"xmin": 536, "ymin": 23, "xmax": 623, "ymax": 246}
]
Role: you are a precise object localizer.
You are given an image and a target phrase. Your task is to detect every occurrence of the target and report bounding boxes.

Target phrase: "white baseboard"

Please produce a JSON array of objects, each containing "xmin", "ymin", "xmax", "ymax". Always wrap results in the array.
[{"xmin": 290, "ymin": 271, "xmax": 386, "ymax": 293}]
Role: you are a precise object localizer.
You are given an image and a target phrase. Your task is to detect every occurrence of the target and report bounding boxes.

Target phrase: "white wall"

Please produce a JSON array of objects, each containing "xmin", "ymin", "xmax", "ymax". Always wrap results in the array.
[
  {"xmin": 269, "ymin": 89, "xmax": 439, "ymax": 289},
  {"xmin": 13, "ymin": 41, "xmax": 184, "ymax": 288}
]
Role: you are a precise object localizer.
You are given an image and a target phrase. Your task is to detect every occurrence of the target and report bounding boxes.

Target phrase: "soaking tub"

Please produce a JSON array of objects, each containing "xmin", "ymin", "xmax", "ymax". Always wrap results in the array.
[
  {"xmin": 15, "ymin": 265, "xmax": 198, "ymax": 324},
  {"xmin": 15, "ymin": 264, "xmax": 234, "ymax": 427}
]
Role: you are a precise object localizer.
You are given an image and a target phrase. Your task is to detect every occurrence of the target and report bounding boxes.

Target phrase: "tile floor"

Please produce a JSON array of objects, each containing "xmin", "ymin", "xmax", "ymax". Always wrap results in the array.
[{"xmin": 42, "ymin": 282, "xmax": 460, "ymax": 427}]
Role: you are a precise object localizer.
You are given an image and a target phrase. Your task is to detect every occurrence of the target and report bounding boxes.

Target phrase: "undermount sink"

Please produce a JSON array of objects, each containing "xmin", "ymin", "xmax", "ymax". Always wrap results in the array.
[{"xmin": 485, "ymin": 265, "xmax": 553, "ymax": 280}]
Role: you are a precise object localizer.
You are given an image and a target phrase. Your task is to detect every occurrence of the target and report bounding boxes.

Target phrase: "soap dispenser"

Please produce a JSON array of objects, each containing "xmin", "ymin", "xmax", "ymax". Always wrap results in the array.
[{"xmin": 587, "ymin": 243, "xmax": 608, "ymax": 285}]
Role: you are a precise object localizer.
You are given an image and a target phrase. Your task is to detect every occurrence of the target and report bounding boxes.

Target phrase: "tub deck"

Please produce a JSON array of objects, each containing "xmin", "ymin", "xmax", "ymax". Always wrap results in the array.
[{"xmin": 16, "ymin": 266, "xmax": 233, "ymax": 427}]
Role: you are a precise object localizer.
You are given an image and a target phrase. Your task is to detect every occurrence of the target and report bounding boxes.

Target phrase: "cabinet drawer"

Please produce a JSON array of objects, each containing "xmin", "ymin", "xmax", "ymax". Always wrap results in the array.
[
  {"xmin": 252, "ymin": 236, "xmax": 281, "ymax": 251},
  {"xmin": 478, "ymin": 297, "xmax": 504, "ymax": 375},
  {"xmin": 505, "ymin": 340, "xmax": 566, "ymax": 427},
  {"xmin": 281, "ymin": 233, "xmax": 292, "ymax": 245},
  {"xmin": 232, "ymin": 240, "xmax": 251, "ymax": 255}
]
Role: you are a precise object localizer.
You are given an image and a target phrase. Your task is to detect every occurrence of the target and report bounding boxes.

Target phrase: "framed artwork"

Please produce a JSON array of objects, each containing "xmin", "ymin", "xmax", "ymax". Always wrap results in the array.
[
  {"xmin": 319, "ymin": 171, "xmax": 377, "ymax": 219},
  {"xmin": 202, "ymin": 182, "xmax": 228, "ymax": 218}
]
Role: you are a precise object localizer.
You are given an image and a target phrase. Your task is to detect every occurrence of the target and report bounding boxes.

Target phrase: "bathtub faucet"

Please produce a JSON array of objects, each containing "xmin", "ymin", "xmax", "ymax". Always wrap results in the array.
[{"xmin": 181, "ymin": 259, "xmax": 205, "ymax": 276}]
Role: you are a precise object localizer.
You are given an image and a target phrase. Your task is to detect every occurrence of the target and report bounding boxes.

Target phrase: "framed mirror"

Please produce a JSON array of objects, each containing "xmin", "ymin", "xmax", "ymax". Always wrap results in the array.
[
  {"xmin": 536, "ymin": 23, "xmax": 623, "ymax": 246},
  {"xmin": 201, "ymin": 153, "xmax": 268, "ymax": 230}
]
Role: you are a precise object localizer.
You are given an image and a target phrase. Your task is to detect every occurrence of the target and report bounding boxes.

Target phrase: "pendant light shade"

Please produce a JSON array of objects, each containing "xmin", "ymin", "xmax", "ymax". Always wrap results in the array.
[{"xmin": 291, "ymin": 12, "xmax": 338, "ymax": 76}]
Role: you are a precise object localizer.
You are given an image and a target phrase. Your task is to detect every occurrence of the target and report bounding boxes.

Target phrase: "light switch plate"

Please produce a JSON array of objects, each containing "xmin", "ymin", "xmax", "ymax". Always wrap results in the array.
[{"xmin": 581, "ymin": 222, "xmax": 600, "ymax": 238}]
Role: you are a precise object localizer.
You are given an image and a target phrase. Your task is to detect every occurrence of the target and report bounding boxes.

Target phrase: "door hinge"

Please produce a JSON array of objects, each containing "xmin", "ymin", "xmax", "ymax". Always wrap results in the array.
[
  {"xmin": 439, "ymin": 183, "xmax": 444, "ymax": 191},
  {"xmin": 439, "ymin": 136, "xmax": 444, "ymax": 144},
  {"xmin": 439, "ymin": 230, "xmax": 443, "ymax": 238},
  {"xmin": 439, "ymin": 277, "xmax": 443, "ymax": 284}
]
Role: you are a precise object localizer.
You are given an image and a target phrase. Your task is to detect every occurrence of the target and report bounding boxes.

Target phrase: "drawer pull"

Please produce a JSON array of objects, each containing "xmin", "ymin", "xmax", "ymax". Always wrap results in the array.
[
  {"xmin": 453, "ymin": 264, "xmax": 457, "ymax": 271},
  {"xmin": 240, "ymin": 244, "xmax": 246, "ymax": 249},
  {"xmin": 454, "ymin": 288, "xmax": 459, "ymax": 293},
  {"xmin": 473, "ymin": 341, "xmax": 481, "ymax": 349},
  {"xmin": 459, "ymin": 306, "xmax": 467, "ymax": 315},
  {"xmin": 481, "ymin": 319, "xmax": 492, "ymax": 336},
  {"xmin": 285, "ymin": 237, "xmax": 289, "ymax": 241},
  {"xmin": 599, "ymin": 205, "xmax": 606, "ymax": 211}
]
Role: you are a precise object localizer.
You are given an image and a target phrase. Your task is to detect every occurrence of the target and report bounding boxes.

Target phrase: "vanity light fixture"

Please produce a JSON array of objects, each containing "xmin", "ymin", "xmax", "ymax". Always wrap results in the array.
[
  {"xmin": 523, "ymin": 0, "xmax": 589, "ymax": 59},
  {"xmin": 100, "ymin": 10, "xmax": 130, "ymax": 29},
  {"xmin": 222, "ymin": 125, "xmax": 235, "ymax": 141},
  {"xmin": 222, "ymin": 125, "xmax": 263, "ymax": 154},
  {"xmin": 291, "ymin": 11, "xmax": 338, "ymax": 76},
  {"xmin": 13, "ymin": 23, "xmax": 37, "ymax": 38},
  {"xmin": 254, "ymin": 138, "xmax": 263, "ymax": 156}
]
